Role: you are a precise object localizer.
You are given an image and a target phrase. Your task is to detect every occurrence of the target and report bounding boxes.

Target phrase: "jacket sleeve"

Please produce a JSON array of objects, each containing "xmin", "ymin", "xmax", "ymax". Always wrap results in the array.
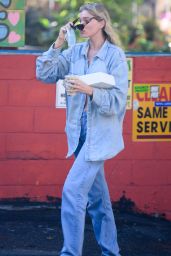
[
  {"xmin": 36, "ymin": 45, "xmax": 72, "ymax": 83},
  {"xmin": 91, "ymin": 48, "xmax": 128, "ymax": 116}
]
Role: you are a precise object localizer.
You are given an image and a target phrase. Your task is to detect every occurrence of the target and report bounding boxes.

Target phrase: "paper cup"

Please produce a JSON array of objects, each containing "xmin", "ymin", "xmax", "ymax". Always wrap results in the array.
[{"xmin": 63, "ymin": 79, "xmax": 76, "ymax": 96}]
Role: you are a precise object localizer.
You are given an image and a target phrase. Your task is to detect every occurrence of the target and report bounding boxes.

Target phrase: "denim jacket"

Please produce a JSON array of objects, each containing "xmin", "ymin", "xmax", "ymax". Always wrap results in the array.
[{"xmin": 36, "ymin": 40, "xmax": 128, "ymax": 161}]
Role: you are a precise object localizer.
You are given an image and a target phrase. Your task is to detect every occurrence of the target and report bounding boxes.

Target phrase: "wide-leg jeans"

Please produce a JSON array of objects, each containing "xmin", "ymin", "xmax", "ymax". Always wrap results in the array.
[{"xmin": 60, "ymin": 112, "xmax": 120, "ymax": 256}]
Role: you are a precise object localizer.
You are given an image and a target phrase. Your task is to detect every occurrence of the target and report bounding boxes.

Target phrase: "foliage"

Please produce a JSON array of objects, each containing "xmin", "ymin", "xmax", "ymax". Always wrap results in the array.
[
  {"xmin": 127, "ymin": 19, "xmax": 169, "ymax": 52},
  {"xmin": 25, "ymin": 0, "xmax": 170, "ymax": 52}
]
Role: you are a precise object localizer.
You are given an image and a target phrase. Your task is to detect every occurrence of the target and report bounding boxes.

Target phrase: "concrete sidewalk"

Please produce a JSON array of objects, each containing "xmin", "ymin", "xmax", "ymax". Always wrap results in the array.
[{"xmin": 0, "ymin": 202, "xmax": 170, "ymax": 256}]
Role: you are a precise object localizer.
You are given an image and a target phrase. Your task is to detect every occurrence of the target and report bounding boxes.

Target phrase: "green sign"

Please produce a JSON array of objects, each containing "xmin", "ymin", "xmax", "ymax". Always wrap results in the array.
[
  {"xmin": 0, "ymin": 0, "xmax": 25, "ymax": 47},
  {"xmin": 134, "ymin": 85, "xmax": 149, "ymax": 93}
]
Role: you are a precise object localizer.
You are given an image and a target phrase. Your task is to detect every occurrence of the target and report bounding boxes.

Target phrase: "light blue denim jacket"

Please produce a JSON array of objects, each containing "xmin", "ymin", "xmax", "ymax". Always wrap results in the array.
[{"xmin": 36, "ymin": 40, "xmax": 128, "ymax": 161}]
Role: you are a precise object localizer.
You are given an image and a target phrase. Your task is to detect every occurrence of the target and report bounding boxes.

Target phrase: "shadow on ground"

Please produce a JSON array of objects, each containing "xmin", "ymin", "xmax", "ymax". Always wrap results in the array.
[{"xmin": 0, "ymin": 200, "xmax": 170, "ymax": 256}]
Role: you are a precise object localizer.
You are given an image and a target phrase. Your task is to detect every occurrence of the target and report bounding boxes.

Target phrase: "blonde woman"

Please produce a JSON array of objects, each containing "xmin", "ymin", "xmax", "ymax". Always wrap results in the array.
[{"xmin": 36, "ymin": 2, "xmax": 128, "ymax": 256}]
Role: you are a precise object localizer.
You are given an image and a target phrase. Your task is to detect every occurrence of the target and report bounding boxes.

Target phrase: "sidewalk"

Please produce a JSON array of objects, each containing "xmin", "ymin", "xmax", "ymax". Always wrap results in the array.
[{"xmin": 0, "ymin": 201, "xmax": 170, "ymax": 256}]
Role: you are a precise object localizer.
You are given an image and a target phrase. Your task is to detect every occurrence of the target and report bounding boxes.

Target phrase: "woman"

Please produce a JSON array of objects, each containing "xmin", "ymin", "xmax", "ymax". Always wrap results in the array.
[{"xmin": 36, "ymin": 3, "xmax": 128, "ymax": 256}]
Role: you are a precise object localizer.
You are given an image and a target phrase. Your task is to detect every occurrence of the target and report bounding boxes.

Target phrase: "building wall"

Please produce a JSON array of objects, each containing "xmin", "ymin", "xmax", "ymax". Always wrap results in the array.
[{"xmin": 0, "ymin": 52, "xmax": 171, "ymax": 220}]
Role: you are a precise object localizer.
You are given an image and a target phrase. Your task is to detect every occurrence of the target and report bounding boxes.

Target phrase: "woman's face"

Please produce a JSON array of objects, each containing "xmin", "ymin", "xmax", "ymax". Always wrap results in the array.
[{"xmin": 79, "ymin": 10, "xmax": 104, "ymax": 38}]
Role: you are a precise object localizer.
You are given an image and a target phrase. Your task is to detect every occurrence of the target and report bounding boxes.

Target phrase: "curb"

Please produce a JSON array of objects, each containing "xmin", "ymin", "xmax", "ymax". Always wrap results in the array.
[{"xmin": 0, "ymin": 250, "xmax": 59, "ymax": 256}]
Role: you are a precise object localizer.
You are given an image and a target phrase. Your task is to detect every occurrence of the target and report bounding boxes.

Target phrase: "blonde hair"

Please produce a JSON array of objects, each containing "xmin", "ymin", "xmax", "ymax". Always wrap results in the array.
[{"xmin": 79, "ymin": 2, "xmax": 121, "ymax": 46}]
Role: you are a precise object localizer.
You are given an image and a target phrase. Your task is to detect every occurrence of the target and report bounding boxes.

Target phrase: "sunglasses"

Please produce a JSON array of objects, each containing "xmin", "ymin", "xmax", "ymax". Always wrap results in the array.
[
  {"xmin": 70, "ymin": 18, "xmax": 85, "ymax": 31},
  {"xmin": 70, "ymin": 17, "xmax": 99, "ymax": 31}
]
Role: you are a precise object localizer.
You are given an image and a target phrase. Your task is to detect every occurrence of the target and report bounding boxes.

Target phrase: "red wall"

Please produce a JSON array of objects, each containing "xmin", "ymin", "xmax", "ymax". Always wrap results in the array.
[{"xmin": 0, "ymin": 52, "xmax": 171, "ymax": 220}]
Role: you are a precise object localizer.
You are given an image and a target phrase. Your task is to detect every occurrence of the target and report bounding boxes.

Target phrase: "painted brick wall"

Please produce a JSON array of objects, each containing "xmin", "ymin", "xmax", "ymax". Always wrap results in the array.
[{"xmin": 0, "ymin": 52, "xmax": 171, "ymax": 220}]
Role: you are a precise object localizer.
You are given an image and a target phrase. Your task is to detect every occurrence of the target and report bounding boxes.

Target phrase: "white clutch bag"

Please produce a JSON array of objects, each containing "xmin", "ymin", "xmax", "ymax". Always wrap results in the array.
[{"xmin": 79, "ymin": 72, "xmax": 115, "ymax": 89}]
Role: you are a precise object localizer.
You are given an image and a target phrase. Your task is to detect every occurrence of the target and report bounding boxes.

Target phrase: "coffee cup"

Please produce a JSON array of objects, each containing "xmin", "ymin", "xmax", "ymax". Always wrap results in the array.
[{"xmin": 63, "ymin": 76, "xmax": 76, "ymax": 96}]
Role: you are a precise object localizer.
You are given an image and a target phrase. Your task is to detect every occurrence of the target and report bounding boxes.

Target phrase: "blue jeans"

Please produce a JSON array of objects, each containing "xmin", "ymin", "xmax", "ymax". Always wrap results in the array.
[{"xmin": 60, "ymin": 112, "xmax": 120, "ymax": 256}]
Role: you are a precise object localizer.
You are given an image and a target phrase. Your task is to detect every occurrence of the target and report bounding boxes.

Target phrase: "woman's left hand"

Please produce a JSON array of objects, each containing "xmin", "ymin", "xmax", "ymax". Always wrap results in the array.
[{"xmin": 66, "ymin": 77, "xmax": 93, "ymax": 96}]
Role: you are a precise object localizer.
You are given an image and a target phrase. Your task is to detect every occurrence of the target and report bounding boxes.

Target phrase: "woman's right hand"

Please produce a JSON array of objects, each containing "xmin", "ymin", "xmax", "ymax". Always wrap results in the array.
[{"xmin": 54, "ymin": 22, "xmax": 73, "ymax": 49}]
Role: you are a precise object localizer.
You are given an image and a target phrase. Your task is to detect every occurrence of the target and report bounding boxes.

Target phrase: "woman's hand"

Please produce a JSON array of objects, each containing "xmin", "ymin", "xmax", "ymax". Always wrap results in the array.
[
  {"xmin": 66, "ymin": 77, "xmax": 93, "ymax": 96},
  {"xmin": 54, "ymin": 22, "xmax": 73, "ymax": 49}
]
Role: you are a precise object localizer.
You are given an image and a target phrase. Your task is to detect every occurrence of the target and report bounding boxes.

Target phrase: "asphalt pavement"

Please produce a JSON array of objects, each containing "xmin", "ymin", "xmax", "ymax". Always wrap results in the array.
[{"xmin": 0, "ymin": 200, "xmax": 171, "ymax": 256}]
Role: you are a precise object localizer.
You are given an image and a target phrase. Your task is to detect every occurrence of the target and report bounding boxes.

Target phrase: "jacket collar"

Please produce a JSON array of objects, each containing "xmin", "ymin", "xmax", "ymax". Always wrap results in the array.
[{"xmin": 81, "ymin": 40, "xmax": 109, "ymax": 61}]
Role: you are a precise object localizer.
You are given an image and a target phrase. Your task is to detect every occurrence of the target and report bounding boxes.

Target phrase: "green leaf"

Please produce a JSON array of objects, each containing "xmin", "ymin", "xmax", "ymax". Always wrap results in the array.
[{"xmin": 40, "ymin": 18, "xmax": 50, "ymax": 28}]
